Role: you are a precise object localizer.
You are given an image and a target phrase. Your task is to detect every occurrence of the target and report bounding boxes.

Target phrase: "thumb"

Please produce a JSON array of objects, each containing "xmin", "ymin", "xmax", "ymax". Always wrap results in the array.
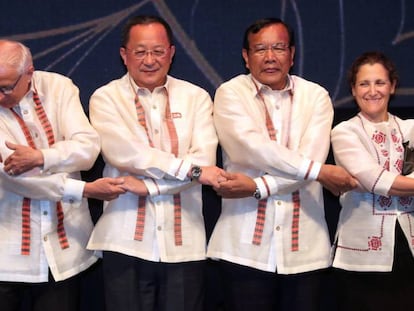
[{"xmin": 5, "ymin": 141, "xmax": 17, "ymax": 150}]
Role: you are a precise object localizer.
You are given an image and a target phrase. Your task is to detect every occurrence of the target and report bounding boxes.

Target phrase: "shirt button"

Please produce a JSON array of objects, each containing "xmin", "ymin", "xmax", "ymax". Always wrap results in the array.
[
  {"xmin": 154, "ymin": 129, "xmax": 159, "ymax": 134},
  {"xmin": 277, "ymin": 201, "xmax": 282, "ymax": 205},
  {"xmin": 152, "ymin": 105, "xmax": 157, "ymax": 110},
  {"xmin": 43, "ymin": 211, "xmax": 48, "ymax": 216},
  {"xmin": 157, "ymin": 226, "xmax": 162, "ymax": 231},
  {"xmin": 69, "ymin": 199, "xmax": 74, "ymax": 204},
  {"xmin": 275, "ymin": 226, "xmax": 281, "ymax": 231},
  {"xmin": 43, "ymin": 236, "xmax": 48, "ymax": 242}
]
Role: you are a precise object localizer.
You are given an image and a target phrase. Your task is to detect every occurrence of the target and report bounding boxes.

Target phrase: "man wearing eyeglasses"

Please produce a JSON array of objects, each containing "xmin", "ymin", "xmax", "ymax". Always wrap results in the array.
[
  {"xmin": 207, "ymin": 18, "xmax": 357, "ymax": 310},
  {"xmin": 86, "ymin": 15, "xmax": 225, "ymax": 311},
  {"xmin": 0, "ymin": 39, "xmax": 127, "ymax": 311}
]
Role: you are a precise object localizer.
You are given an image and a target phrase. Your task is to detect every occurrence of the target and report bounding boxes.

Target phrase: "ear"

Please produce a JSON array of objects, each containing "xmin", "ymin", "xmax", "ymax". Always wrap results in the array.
[
  {"xmin": 390, "ymin": 81, "xmax": 397, "ymax": 94},
  {"xmin": 120, "ymin": 47, "xmax": 127, "ymax": 66},
  {"xmin": 169, "ymin": 45, "xmax": 176, "ymax": 63},
  {"xmin": 26, "ymin": 65, "xmax": 34, "ymax": 81},
  {"xmin": 242, "ymin": 49, "xmax": 250, "ymax": 71},
  {"xmin": 289, "ymin": 46, "xmax": 295, "ymax": 67}
]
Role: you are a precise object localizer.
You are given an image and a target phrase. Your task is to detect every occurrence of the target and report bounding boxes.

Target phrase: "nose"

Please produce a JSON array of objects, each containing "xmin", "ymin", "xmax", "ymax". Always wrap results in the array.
[
  {"xmin": 142, "ymin": 52, "xmax": 156, "ymax": 65},
  {"xmin": 263, "ymin": 48, "xmax": 276, "ymax": 62},
  {"xmin": 368, "ymin": 83, "xmax": 377, "ymax": 95}
]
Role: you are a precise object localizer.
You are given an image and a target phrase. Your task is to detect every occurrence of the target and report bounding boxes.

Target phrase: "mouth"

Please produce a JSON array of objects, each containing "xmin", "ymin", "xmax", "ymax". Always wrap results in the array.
[{"xmin": 262, "ymin": 67, "xmax": 280, "ymax": 73}]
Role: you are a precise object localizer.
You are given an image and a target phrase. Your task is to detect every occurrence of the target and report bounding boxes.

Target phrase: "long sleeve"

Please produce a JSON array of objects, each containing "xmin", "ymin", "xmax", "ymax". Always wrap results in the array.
[
  {"xmin": 214, "ymin": 75, "xmax": 333, "ymax": 186},
  {"xmin": 90, "ymin": 75, "xmax": 217, "ymax": 183}
]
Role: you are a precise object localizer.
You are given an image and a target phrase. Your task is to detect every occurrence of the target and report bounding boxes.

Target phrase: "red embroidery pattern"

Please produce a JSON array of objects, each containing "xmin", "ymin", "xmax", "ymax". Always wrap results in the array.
[
  {"xmin": 133, "ymin": 88, "xmax": 183, "ymax": 246},
  {"xmin": 251, "ymin": 80, "xmax": 300, "ymax": 249},
  {"xmin": 368, "ymin": 236, "xmax": 382, "ymax": 250},
  {"xmin": 372, "ymin": 131, "xmax": 386, "ymax": 144},
  {"xmin": 11, "ymin": 92, "xmax": 69, "ymax": 255}
]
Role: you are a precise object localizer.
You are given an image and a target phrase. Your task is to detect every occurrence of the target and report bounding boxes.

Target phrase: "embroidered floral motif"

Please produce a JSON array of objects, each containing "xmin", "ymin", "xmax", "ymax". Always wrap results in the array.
[
  {"xmin": 395, "ymin": 159, "xmax": 403, "ymax": 172},
  {"xmin": 381, "ymin": 149, "xmax": 389, "ymax": 157},
  {"xmin": 368, "ymin": 236, "xmax": 382, "ymax": 250},
  {"xmin": 378, "ymin": 195, "xmax": 392, "ymax": 209},
  {"xmin": 398, "ymin": 196, "xmax": 413, "ymax": 207},
  {"xmin": 372, "ymin": 131, "xmax": 386, "ymax": 144},
  {"xmin": 391, "ymin": 129, "xmax": 399, "ymax": 143}
]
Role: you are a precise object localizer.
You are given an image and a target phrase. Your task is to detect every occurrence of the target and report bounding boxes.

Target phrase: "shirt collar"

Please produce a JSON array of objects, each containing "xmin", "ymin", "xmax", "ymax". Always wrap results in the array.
[{"xmin": 250, "ymin": 74, "xmax": 294, "ymax": 96}]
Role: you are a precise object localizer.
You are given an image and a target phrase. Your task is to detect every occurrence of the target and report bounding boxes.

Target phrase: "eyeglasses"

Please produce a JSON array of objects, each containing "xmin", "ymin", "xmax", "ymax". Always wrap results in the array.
[
  {"xmin": 0, "ymin": 74, "xmax": 22, "ymax": 95},
  {"xmin": 250, "ymin": 43, "xmax": 290, "ymax": 56},
  {"xmin": 125, "ymin": 46, "xmax": 170, "ymax": 60}
]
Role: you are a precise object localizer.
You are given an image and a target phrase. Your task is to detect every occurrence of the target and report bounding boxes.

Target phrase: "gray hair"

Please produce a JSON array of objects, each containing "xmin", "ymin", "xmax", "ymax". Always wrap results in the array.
[{"xmin": 0, "ymin": 40, "xmax": 33, "ymax": 74}]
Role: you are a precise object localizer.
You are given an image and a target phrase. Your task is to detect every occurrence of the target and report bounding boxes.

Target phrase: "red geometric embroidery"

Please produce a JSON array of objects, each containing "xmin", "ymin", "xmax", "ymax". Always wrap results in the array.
[
  {"xmin": 372, "ymin": 131, "xmax": 386, "ymax": 144},
  {"xmin": 368, "ymin": 236, "xmax": 382, "ymax": 250}
]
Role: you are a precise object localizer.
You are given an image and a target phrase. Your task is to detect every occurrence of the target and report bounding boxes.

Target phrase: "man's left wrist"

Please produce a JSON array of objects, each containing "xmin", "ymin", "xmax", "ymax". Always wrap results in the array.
[{"xmin": 190, "ymin": 165, "xmax": 202, "ymax": 180}]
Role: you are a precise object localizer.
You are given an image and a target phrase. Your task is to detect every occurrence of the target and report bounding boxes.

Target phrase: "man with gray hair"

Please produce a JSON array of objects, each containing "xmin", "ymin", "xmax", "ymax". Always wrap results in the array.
[{"xmin": 0, "ymin": 39, "xmax": 126, "ymax": 311}]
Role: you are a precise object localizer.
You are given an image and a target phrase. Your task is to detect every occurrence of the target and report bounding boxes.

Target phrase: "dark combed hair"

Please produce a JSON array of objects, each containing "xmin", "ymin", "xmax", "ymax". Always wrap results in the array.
[
  {"xmin": 242, "ymin": 17, "xmax": 295, "ymax": 50},
  {"xmin": 121, "ymin": 15, "xmax": 174, "ymax": 47},
  {"xmin": 348, "ymin": 51, "xmax": 399, "ymax": 88}
]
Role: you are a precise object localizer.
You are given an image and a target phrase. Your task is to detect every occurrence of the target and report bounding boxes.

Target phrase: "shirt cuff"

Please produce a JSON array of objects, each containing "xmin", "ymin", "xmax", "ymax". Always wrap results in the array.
[
  {"xmin": 143, "ymin": 178, "xmax": 160, "ymax": 196},
  {"xmin": 168, "ymin": 159, "xmax": 192, "ymax": 181},
  {"xmin": 254, "ymin": 175, "xmax": 277, "ymax": 199},
  {"xmin": 40, "ymin": 148, "xmax": 59, "ymax": 172},
  {"xmin": 297, "ymin": 159, "xmax": 322, "ymax": 181},
  {"xmin": 62, "ymin": 178, "xmax": 85, "ymax": 205}
]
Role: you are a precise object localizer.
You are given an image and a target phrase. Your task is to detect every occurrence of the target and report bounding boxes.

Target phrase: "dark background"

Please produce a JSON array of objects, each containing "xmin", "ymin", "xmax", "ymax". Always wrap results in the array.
[{"xmin": 2, "ymin": 0, "xmax": 414, "ymax": 310}]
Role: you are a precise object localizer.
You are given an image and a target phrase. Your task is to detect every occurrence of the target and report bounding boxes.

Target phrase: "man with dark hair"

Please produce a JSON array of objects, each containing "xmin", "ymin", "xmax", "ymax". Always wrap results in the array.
[
  {"xmin": 207, "ymin": 17, "xmax": 357, "ymax": 310},
  {"xmin": 87, "ymin": 15, "xmax": 225, "ymax": 311}
]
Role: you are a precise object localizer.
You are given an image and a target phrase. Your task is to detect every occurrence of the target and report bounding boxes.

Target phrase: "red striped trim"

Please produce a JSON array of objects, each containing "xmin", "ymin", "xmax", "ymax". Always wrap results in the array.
[
  {"xmin": 252, "ymin": 199, "xmax": 267, "ymax": 245},
  {"xmin": 21, "ymin": 198, "xmax": 31, "ymax": 255},
  {"xmin": 134, "ymin": 196, "xmax": 146, "ymax": 241},
  {"xmin": 291, "ymin": 190, "xmax": 300, "ymax": 251},
  {"xmin": 11, "ymin": 91, "xmax": 70, "ymax": 255},
  {"xmin": 133, "ymin": 88, "xmax": 182, "ymax": 245},
  {"xmin": 134, "ymin": 94, "xmax": 154, "ymax": 147},
  {"xmin": 304, "ymin": 160, "xmax": 314, "ymax": 180},
  {"xmin": 56, "ymin": 202, "xmax": 69, "ymax": 249},
  {"xmin": 251, "ymin": 81, "xmax": 301, "ymax": 250}
]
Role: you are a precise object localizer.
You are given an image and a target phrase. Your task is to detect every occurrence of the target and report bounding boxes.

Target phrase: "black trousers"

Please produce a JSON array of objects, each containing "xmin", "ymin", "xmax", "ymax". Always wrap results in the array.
[
  {"xmin": 102, "ymin": 251, "xmax": 206, "ymax": 311},
  {"xmin": 216, "ymin": 260, "xmax": 329, "ymax": 311},
  {"xmin": 0, "ymin": 271, "xmax": 80, "ymax": 311},
  {"xmin": 335, "ymin": 221, "xmax": 414, "ymax": 311}
]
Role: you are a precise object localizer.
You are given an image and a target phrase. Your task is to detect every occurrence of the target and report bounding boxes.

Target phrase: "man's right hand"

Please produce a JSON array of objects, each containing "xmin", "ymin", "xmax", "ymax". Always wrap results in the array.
[
  {"xmin": 83, "ymin": 177, "xmax": 126, "ymax": 201},
  {"xmin": 317, "ymin": 164, "xmax": 358, "ymax": 196}
]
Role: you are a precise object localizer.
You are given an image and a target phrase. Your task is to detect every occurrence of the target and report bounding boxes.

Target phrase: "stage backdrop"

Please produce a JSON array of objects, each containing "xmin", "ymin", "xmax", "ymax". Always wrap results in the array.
[{"xmin": 1, "ymin": 1, "xmax": 414, "ymax": 310}]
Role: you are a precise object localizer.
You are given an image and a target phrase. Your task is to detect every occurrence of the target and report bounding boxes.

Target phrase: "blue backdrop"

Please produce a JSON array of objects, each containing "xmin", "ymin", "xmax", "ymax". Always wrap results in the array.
[
  {"xmin": 1, "ymin": 1, "xmax": 414, "ymax": 310},
  {"xmin": 2, "ymin": 0, "xmax": 414, "ymax": 109}
]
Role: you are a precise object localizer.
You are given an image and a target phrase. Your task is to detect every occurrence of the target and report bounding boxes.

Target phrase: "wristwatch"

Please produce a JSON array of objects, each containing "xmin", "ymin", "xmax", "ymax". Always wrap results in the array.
[
  {"xmin": 253, "ymin": 186, "xmax": 261, "ymax": 200},
  {"xmin": 190, "ymin": 165, "xmax": 202, "ymax": 180}
]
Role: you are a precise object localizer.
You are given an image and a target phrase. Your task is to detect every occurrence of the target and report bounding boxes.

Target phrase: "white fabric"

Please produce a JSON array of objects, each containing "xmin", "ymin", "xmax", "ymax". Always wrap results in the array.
[
  {"xmin": 331, "ymin": 113, "xmax": 414, "ymax": 271},
  {"xmin": 87, "ymin": 74, "xmax": 217, "ymax": 262},
  {"xmin": 0, "ymin": 71, "xmax": 100, "ymax": 282},
  {"xmin": 207, "ymin": 74, "xmax": 333, "ymax": 274}
]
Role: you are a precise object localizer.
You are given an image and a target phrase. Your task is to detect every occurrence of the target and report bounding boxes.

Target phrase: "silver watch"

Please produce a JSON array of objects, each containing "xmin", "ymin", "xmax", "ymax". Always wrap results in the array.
[
  {"xmin": 190, "ymin": 166, "xmax": 202, "ymax": 180},
  {"xmin": 253, "ymin": 187, "xmax": 261, "ymax": 199}
]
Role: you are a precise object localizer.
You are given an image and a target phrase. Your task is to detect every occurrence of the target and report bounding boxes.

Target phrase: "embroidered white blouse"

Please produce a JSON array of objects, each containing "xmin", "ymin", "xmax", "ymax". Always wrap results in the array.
[
  {"xmin": 331, "ymin": 113, "xmax": 414, "ymax": 271},
  {"xmin": 207, "ymin": 74, "xmax": 333, "ymax": 274}
]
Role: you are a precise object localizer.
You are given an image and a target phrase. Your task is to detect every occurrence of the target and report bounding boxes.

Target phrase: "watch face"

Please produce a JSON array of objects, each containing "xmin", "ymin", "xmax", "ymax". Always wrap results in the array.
[
  {"xmin": 253, "ymin": 188, "xmax": 261, "ymax": 199},
  {"xmin": 191, "ymin": 166, "xmax": 202, "ymax": 179}
]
